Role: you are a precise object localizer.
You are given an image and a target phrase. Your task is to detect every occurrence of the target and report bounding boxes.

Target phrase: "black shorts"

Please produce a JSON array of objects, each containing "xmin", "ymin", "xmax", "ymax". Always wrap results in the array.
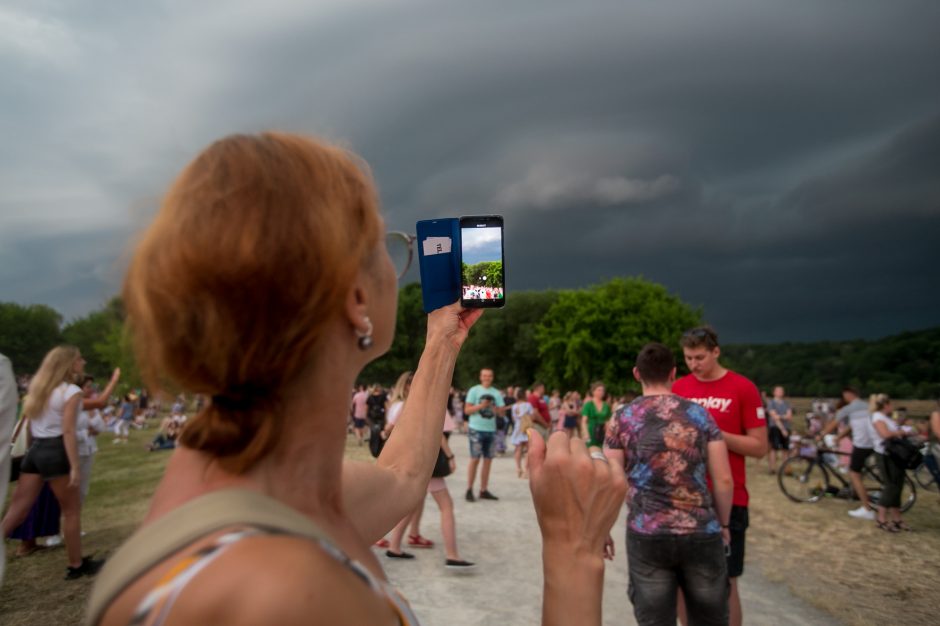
[
  {"xmin": 768, "ymin": 426, "xmax": 789, "ymax": 451},
  {"xmin": 849, "ymin": 446, "xmax": 874, "ymax": 473},
  {"xmin": 727, "ymin": 505, "xmax": 748, "ymax": 578},
  {"xmin": 563, "ymin": 415, "xmax": 579, "ymax": 429},
  {"xmin": 20, "ymin": 436, "xmax": 71, "ymax": 480},
  {"xmin": 352, "ymin": 418, "xmax": 367, "ymax": 429}
]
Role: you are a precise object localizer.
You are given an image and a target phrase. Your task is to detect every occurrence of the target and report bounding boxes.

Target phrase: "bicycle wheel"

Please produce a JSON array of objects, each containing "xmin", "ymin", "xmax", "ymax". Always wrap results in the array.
[
  {"xmin": 900, "ymin": 474, "xmax": 917, "ymax": 512},
  {"xmin": 778, "ymin": 456, "xmax": 829, "ymax": 503},
  {"xmin": 914, "ymin": 463, "xmax": 939, "ymax": 493}
]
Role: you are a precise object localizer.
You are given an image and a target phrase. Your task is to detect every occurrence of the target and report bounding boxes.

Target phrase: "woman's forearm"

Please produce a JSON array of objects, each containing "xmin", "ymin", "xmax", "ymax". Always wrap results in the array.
[
  {"xmin": 376, "ymin": 339, "xmax": 457, "ymax": 484},
  {"xmin": 62, "ymin": 396, "xmax": 81, "ymax": 471},
  {"xmin": 542, "ymin": 547, "xmax": 605, "ymax": 626}
]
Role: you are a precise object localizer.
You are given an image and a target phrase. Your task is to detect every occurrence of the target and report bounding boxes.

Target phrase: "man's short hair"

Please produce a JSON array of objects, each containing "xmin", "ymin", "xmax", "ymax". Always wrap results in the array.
[
  {"xmin": 842, "ymin": 386, "xmax": 859, "ymax": 396},
  {"xmin": 635, "ymin": 343, "xmax": 675, "ymax": 385},
  {"xmin": 679, "ymin": 326, "xmax": 720, "ymax": 350},
  {"xmin": 532, "ymin": 381, "xmax": 545, "ymax": 391}
]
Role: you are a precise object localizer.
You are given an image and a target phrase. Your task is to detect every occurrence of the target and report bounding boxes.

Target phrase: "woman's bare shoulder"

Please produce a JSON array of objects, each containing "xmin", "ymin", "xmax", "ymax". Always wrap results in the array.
[
  {"xmin": 103, "ymin": 534, "xmax": 399, "ymax": 626},
  {"xmin": 208, "ymin": 535, "xmax": 399, "ymax": 625}
]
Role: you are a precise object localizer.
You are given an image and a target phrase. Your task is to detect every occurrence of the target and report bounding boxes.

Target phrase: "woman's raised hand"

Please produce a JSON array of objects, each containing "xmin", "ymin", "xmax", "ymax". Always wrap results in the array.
[
  {"xmin": 426, "ymin": 301, "xmax": 484, "ymax": 353},
  {"xmin": 527, "ymin": 430, "xmax": 626, "ymax": 558}
]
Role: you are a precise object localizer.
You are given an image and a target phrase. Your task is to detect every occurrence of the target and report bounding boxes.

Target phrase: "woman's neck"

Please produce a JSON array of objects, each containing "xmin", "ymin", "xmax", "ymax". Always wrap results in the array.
[{"xmin": 147, "ymin": 362, "xmax": 357, "ymax": 525}]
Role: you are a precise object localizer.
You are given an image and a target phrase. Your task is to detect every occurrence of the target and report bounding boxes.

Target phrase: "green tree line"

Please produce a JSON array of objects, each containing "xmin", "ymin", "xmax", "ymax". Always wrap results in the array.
[
  {"xmin": 721, "ymin": 328, "xmax": 940, "ymax": 400},
  {"xmin": 0, "ymin": 298, "xmax": 142, "ymax": 393},
  {"xmin": 462, "ymin": 261, "xmax": 503, "ymax": 289},
  {"xmin": 4, "ymin": 278, "xmax": 938, "ymax": 399}
]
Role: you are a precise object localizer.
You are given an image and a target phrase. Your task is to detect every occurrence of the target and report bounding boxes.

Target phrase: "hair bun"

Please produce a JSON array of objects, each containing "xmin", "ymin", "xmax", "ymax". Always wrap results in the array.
[{"xmin": 212, "ymin": 383, "xmax": 270, "ymax": 412}]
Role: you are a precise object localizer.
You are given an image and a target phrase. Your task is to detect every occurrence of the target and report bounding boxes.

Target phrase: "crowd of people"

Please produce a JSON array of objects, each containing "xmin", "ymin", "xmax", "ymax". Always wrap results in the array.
[
  {"xmin": 0, "ymin": 362, "xmax": 196, "ymax": 581},
  {"xmin": 1, "ymin": 132, "xmax": 937, "ymax": 625},
  {"xmin": 460, "ymin": 285, "xmax": 504, "ymax": 300},
  {"xmin": 345, "ymin": 325, "xmax": 940, "ymax": 626}
]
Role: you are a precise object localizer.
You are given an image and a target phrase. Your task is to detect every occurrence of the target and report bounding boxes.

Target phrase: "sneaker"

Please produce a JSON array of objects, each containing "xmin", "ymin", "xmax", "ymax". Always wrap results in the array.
[
  {"xmin": 65, "ymin": 556, "xmax": 105, "ymax": 580},
  {"xmin": 465, "ymin": 489, "xmax": 476, "ymax": 502},
  {"xmin": 45, "ymin": 535, "xmax": 63, "ymax": 547},
  {"xmin": 848, "ymin": 506, "xmax": 875, "ymax": 520},
  {"xmin": 445, "ymin": 559, "xmax": 476, "ymax": 571},
  {"xmin": 479, "ymin": 490, "xmax": 499, "ymax": 501},
  {"xmin": 385, "ymin": 550, "xmax": 415, "ymax": 559}
]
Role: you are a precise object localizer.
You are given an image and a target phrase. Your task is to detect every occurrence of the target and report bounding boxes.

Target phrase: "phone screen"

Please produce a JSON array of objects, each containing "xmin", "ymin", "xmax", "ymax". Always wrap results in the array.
[{"xmin": 459, "ymin": 215, "xmax": 505, "ymax": 308}]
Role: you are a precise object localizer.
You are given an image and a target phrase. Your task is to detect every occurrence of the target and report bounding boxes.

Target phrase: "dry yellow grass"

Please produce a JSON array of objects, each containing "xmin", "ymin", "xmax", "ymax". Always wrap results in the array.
[{"xmin": 745, "ymin": 456, "xmax": 940, "ymax": 626}]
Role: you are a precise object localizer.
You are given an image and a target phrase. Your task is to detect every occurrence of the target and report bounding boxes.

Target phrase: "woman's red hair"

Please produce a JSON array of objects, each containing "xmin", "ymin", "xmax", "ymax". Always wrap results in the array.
[{"xmin": 124, "ymin": 133, "xmax": 382, "ymax": 473}]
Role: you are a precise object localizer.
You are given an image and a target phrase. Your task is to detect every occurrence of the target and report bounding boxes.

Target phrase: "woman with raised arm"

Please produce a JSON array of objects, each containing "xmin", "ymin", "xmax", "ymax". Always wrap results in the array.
[
  {"xmin": 2, "ymin": 346, "xmax": 103, "ymax": 579},
  {"xmin": 85, "ymin": 133, "xmax": 624, "ymax": 626}
]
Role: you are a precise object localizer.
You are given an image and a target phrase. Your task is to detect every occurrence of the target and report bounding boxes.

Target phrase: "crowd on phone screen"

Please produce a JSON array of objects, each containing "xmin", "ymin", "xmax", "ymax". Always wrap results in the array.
[
  {"xmin": 2, "ymin": 132, "xmax": 938, "ymax": 625},
  {"xmin": 461, "ymin": 285, "xmax": 504, "ymax": 300}
]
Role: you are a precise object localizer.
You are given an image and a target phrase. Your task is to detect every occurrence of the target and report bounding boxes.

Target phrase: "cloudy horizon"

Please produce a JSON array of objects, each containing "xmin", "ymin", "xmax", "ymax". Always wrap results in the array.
[{"xmin": 2, "ymin": 1, "xmax": 938, "ymax": 343}]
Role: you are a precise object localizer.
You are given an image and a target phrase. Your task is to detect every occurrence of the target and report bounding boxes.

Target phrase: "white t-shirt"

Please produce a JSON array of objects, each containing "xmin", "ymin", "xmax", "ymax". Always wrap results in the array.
[
  {"xmin": 386, "ymin": 400, "xmax": 404, "ymax": 426},
  {"xmin": 30, "ymin": 383, "xmax": 82, "ymax": 438},
  {"xmin": 871, "ymin": 411, "xmax": 899, "ymax": 455},
  {"xmin": 836, "ymin": 398, "xmax": 875, "ymax": 449},
  {"xmin": 77, "ymin": 408, "xmax": 107, "ymax": 456},
  {"xmin": 511, "ymin": 401, "xmax": 534, "ymax": 440}
]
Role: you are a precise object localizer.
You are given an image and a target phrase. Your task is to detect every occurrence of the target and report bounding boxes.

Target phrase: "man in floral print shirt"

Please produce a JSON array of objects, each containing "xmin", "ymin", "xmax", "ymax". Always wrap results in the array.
[{"xmin": 605, "ymin": 343, "xmax": 734, "ymax": 626}]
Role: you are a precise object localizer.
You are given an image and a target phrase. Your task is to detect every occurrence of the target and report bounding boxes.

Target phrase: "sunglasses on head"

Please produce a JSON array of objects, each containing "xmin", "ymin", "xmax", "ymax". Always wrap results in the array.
[{"xmin": 683, "ymin": 328, "xmax": 718, "ymax": 344}]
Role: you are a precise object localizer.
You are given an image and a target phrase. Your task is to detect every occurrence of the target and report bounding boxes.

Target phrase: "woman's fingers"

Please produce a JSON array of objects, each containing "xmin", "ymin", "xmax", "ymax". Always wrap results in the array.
[
  {"xmin": 426, "ymin": 302, "xmax": 485, "ymax": 350},
  {"xmin": 526, "ymin": 428, "xmax": 547, "ymax": 477},
  {"xmin": 529, "ymin": 431, "xmax": 626, "ymax": 556}
]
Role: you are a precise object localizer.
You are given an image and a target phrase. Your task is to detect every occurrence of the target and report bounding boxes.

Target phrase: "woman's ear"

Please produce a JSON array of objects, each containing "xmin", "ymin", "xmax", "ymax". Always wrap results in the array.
[{"xmin": 345, "ymin": 274, "xmax": 370, "ymax": 336}]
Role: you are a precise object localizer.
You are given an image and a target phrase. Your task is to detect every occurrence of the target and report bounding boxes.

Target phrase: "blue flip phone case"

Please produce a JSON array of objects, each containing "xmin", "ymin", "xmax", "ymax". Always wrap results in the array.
[{"xmin": 416, "ymin": 218, "xmax": 461, "ymax": 313}]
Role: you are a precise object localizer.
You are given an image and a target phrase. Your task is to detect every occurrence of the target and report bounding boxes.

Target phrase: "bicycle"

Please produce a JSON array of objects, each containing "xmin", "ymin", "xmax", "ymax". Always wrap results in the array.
[
  {"xmin": 777, "ymin": 438, "xmax": 916, "ymax": 513},
  {"xmin": 913, "ymin": 443, "xmax": 939, "ymax": 493}
]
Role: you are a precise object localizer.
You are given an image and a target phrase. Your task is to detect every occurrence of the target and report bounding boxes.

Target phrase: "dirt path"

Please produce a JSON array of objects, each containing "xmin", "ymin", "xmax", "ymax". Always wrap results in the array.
[{"xmin": 377, "ymin": 432, "xmax": 842, "ymax": 625}]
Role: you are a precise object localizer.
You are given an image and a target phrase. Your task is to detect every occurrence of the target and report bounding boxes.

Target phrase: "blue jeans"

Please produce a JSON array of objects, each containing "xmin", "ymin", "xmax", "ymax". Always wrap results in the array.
[
  {"xmin": 627, "ymin": 532, "xmax": 728, "ymax": 626},
  {"xmin": 468, "ymin": 429, "xmax": 495, "ymax": 459}
]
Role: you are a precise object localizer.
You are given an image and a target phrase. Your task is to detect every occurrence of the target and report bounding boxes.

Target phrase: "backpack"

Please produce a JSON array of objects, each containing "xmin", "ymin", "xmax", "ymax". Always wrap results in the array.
[{"xmin": 885, "ymin": 437, "xmax": 923, "ymax": 470}]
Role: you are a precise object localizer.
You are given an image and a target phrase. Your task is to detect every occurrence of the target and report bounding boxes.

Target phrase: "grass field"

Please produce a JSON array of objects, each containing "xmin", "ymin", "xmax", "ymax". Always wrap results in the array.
[{"xmin": 2, "ymin": 414, "xmax": 938, "ymax": 625}]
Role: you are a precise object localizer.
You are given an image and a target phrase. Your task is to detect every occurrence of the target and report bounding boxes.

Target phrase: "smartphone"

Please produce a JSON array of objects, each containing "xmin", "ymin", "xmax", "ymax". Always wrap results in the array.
[{"xmin": 459, "ymin": 215, "xmax": 505, "ymax": 308}]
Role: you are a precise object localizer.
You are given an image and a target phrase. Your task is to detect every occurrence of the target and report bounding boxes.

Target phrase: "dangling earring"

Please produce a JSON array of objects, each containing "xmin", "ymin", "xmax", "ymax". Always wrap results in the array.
[{"xmin": 357, "ymin": 317, "xmax": 374, "ymax": 350}]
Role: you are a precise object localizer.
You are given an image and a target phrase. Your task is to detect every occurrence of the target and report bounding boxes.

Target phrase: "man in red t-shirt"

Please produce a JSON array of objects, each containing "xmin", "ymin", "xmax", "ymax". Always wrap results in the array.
[{"xmin": 672, "ymin": 326, "xmax": 767, "ymax": 626}]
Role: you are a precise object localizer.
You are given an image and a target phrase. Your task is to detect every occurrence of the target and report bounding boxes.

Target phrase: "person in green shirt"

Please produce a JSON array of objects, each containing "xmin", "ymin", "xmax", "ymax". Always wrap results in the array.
[
  {"xmin": 581, "ymin": 381, "xmax": 612, "ymax": 447},
  {"xmin": 463, "ymin": 368, "xmax": 506, "ymax": 502}
]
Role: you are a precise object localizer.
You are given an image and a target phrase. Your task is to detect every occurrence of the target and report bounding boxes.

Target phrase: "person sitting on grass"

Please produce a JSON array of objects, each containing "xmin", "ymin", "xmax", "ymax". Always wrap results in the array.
[{"xmin": 148, "ymin": 414, "xmax": 182, "ymax": 451}]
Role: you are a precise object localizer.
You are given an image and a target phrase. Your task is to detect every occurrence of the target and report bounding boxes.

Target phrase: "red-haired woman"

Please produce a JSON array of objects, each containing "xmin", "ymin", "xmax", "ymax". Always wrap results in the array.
[{"xmin": 85, "ymin": 134, "xmax": 625, "ymax": 625}]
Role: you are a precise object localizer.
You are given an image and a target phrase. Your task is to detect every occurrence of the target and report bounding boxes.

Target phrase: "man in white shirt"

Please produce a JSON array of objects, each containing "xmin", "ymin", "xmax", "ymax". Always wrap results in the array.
[{"xmin": 823, "ymin": 387, "xmax": 877, "ymax": 520}]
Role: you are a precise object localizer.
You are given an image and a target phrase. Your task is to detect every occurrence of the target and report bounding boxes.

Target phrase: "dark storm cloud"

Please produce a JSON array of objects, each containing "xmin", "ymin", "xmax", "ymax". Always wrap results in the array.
[{"xmin": 2, "ymin": 1, "xmax": 938, "ymax": 341}]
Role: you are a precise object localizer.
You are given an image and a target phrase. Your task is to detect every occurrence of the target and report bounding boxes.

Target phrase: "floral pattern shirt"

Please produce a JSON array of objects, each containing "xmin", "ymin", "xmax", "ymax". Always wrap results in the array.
[{"xmin": 605, "ymin": 394, "xmax": 724, "ymax": 535}]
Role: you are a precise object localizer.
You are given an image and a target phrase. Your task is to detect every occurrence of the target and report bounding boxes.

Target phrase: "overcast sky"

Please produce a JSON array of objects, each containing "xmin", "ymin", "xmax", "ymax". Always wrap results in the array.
[{"xmin": 2, "ymin": 0, "xmax": 938, "ymax": 342}]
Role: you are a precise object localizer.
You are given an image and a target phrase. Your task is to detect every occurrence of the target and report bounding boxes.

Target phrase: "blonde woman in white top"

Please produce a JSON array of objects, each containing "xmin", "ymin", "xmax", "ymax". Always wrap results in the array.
[
  {"xmin": 869, "ymin": 394, "xmax": 911, "ymax": 532},
  {"xmin": 1, "ymin": 346, "xmax": 103, "ymax": 579}
]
